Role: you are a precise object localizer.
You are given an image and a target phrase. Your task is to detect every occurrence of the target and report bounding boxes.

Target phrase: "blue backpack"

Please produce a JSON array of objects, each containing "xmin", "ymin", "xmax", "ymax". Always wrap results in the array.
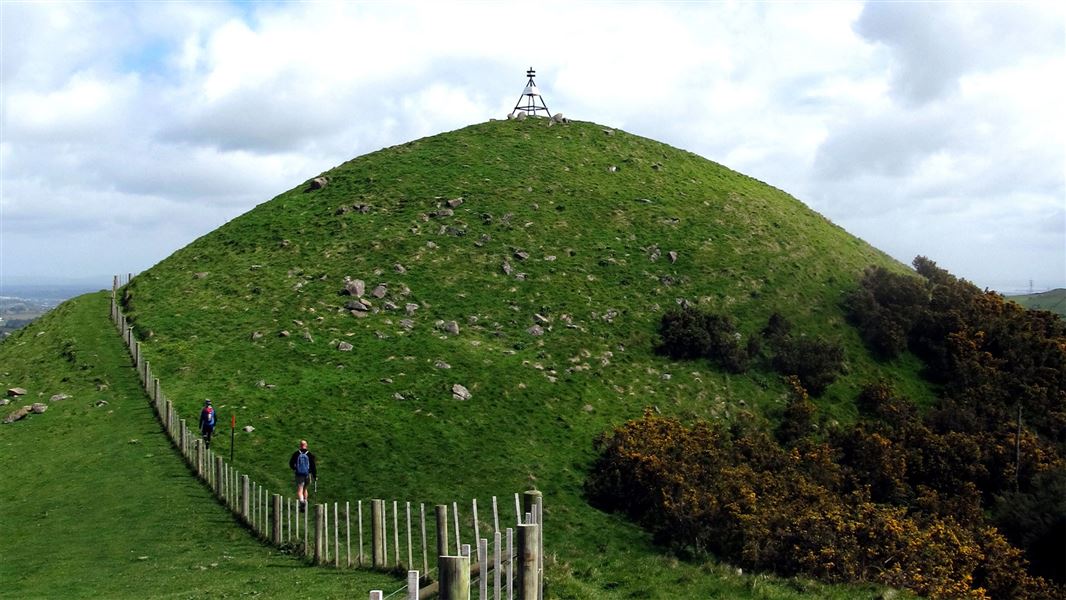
[
  {"xmin": 296, "ymin": 451, "xmax": 310, "ymax": 476},
  {"xmin": 202, "ymin": 406, "xmax": 215, "ymax": 428}
]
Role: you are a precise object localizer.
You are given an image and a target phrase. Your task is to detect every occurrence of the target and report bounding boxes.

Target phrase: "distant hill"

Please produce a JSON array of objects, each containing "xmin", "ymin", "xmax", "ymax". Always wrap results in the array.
[
  {"xmin": 7, "ymin": 118, "xmax": 930, "ymax": 598},
  {"xmin": 1009, "ymin": 288, "xmax": 1066, "ymax": 317}
]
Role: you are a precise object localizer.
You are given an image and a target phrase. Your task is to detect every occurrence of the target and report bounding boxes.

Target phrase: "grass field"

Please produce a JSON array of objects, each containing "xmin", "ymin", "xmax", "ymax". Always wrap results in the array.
[
  {"xmin": 1009, "ymin": 288, "xmax": 1066, "ymax": 317},
  {"xmin": 0, "ymin": 293, "xmax": 399, "ymax": 599}
]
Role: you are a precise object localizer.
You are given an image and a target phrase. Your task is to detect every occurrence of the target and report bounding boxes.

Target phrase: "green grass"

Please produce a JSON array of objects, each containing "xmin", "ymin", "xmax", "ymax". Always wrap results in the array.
[
  {"xmin": 0, "ymin": 293, "xmax": 398, "ymax": 598},
  {"xmin": 1008, "ymin": 288, "xmax": 1066, "ymax": 317},
  {"xmin": 6, "ymin": 119, "xmax": 926, "ymax": 598}
]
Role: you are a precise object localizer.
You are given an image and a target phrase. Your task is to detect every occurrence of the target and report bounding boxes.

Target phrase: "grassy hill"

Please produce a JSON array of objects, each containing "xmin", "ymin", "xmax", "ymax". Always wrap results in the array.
[
  {"xmin": 0, "ymin": 293, "xmax": 397, "ymax": 599},
  {"xmin": 1009, "ymin": 288, "xmax": 1066, "ymax": 317},
  {"xmin": 6, "ymin": 119, "xmax": 928, "ymax": 598}
]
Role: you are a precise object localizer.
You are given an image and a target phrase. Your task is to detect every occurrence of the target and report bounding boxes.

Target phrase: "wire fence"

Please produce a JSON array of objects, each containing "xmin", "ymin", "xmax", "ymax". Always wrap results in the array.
[{"xmin": 110, "ymin": 275, "xmax": 544, "ymax": 599}]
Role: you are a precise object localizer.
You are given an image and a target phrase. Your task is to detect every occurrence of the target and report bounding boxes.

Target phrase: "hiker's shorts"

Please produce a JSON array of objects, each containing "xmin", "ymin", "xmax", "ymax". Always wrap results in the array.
[{"xmin": 295, "ymin": 474, "xmax": 309, "ymax": 486}]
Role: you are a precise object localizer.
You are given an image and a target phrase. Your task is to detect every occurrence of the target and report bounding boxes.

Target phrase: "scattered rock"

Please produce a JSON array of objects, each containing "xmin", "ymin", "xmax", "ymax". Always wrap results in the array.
[
  {"xmin": 515, "ymin": 112, "xmax": 528, "ymax": 121},
  {"xmin": 96, "ymin": 383, "xmax": 109, "ymax": 392},
  {"xmin": 602, "ymin": 309, "xmax": 619, "ymax": 323},
  {"xmin": 515, "ymin": 273, "xmax": 527, "ymax": 281},
  {"xmin": 443, "ymin": 321, "xmax": 460, "ymax": 335},
  {"xmin": 399, "ymin": 319, "xmax": 415, "ymax": 331},
  {"xmin": 7, "ymin": 387, "xmax": 27, "ymax": 397},
  {"xmin": 426, "ymin": 241, "xmax": 438, "ymax": 249},
  {"xmin": 243, "ymin": 425, "xmax": 255, "ymax": 433},
  {"xmin": 434, "ymin": 360, "xmax": 451, "ymax": 370},
  {"xmin": 31, "ymin": 403, "xmax": 47, "ymax": 414},
  {"xmin": 49, "ymin": 394, "xmax": 69, "ymax": 402},
  {"xmin": 250, "ymin": 331, "xmax": 264, "ymax": 341},
  {"xmin": 648, "ymin": 245, "xmax": 661, "ymax": 261},
  {"xmin": 544, "ymin": 255, "xmax": 556, "ymax": 262},
  {"xmin": 602, "ymin": 128, "xmax": 614, "ymax": 136},
  {"xmin": 347, "ymin": 299, "xmax": 370, "ymax": 312},
  {"xmin": 452, "ymin": 384, "xmax": 472, "ymax": 401},
  {"xmin": 279, "ymin": 330, "xmax": 290, "ymax": 337},
  {"xmin": 0, "ymin": 399, "xmax": 8, "ymax": 406},
  {"xmin": 527, "ymin": 325, "xmax": 545, "ymax": 336},
  {"xmin": 661, "ymin": 373, "xmax": 672, "ymax": 381},
  {"xmin": 394, "ymin": 393, "xmax": 405, "ymax": 401},
  {"xmin": 582, "ymin": 404, "xmax": 595, "ymax": 413},
  {"xmin": 551, "ymin": 113, "xmax": 568, "ymax": 124},
  {"xmin": 394, "ymin": 263, "xmax": 407, "ymax": 274},
  {"xmin": 344, "ymin": 278, "xmax": 366, "ymax": 297},
  {"xmin": 193, "ymin": 272, "xmax": 209, "ymax": 279},
  {"xmin": 371, "ymin": 284, "xmax": 387, "ymax": 299},
  {"xmin": 405, "ymin": 303, "xmax": 419, "ymax": 315},
  {"xmin": 668, "ymin": 251, "xmax": 678, "ymax": 263},
  {"xmin": 3, "ymin": 406, "xmax": 31, "ymax": 424},
  {"xmin": 533, "ymin": 314, "xmax": 550, "ymax": 326},
  {"xmin": 383, "ymin": 301, "xmax": 398, "ymax": 310},
  {"xmin": 302, "ymin": 330, "xmax": 314, "ymax": 343},
  {"xmin": 514, "ymin": 250, "xmax": 529, "ymax": 261},
  {"xmin": 446, "ymin": 198, "xmax": 464, "ymax": 209},
  {"xmin": 337, "ymin": 342, "xmax": 354, "ymax": 352},
  {"xmin": 608, "ymin": 165, "xmax": 618, "ymax": 173},
  {"xmin": 307, "ymin": 177, "xmax": 328, "ymax": 191},
  {"xmin": 502, "ymin": 262, "xmax": 513, "ymax": 276},
  {"xmin": 255, "ymin": 380, "xmax": 266, "ymax": 388},
  {"xmin": 94, "ymin": 400, "xmax": 109, "ymax": 407}
]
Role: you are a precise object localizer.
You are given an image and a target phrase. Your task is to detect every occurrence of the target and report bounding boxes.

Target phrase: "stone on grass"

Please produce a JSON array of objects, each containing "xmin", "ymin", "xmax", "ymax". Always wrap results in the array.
[
  {"xmin": 527, "ymin": 325, "xmax": 545, "ymax": 336},
  {"xmin": 344, "ymin": 278, "xmax": 366, "ymax": 298},
  {"xmin": 405, "ymin": 303, "xmax": 419, "ymax": 315},
  {"xmin": 451, "ymin": 384, "xmax": 472, "ymax": 401},
  {"xmin": 371, "ymin": 284, "xmax": 387, "ymax": 299},
  {"xmin": 394, "ymin": 263, "xmax": 406, "ymax": 274},
  {"xmin": 193, "ymin": 272, "xmax": 209, "ymax": 279},
  {"xmin": 514, "ymin": 250, "xmax": 529, "ymax": 261},
  {"xmin": 446, "ymin": 198, "xmax": 464, "ymax": 208},
  {"xmin": 434, "ymin": 360, "xmax": 451, "ymax": 370},
  {"xmin": 7, "ymin": 387, "xmax": 27, "ymax": 397},
  {"xmin": 50, "ymin": 394, "xmax": 69, "ymax": 402},
  {"xmin": 533, "ymin": 314, "xmax": 550, "ymax": 326},
  {"xmin": 502, "ymin": 262, "xmax": 513, "ymax": 276},
  {"xmin": 307, "ymin": 177, "xmax": 328, "ymax": 190},
  {"xmin": 250, "ymin": 331, "xmax": 264, "ymax": 341},
  {"xmin": 337, "ymin": 342, "xmax": 354, "ymax": 352},
  {"xmin": 243, "ymin": 425, "xmax": 255, "ymax": 433},
  {"xmin": 31, "ymin": 403, "xmax": 47, "ymax": 414},
  {"xmin": 668, "ymin": 251, "xmax": 678, "ymax": 263},
  {"xmin": 399, "ymin": 319, "xmax": 415, "ymax": 331},
  {"xmin": 443, "ymin": 321, "xmax": 460, "ymax": 335},
  {"xmin": 3, "ymin": 406, "xmax": 30, "ymax": 424}
]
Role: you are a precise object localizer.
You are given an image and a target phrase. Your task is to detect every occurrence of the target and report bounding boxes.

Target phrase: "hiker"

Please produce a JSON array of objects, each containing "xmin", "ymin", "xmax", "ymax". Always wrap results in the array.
[
  {"xmin": 289, "ymin": 439, "xmax": 317, "ymax": 511},
  {"xmin": 198, "ymin": 399, "xmax": 216, "ymax": 449}
]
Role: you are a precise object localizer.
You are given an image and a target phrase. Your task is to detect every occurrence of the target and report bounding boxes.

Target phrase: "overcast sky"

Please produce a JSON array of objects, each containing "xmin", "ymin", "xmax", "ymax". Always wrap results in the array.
[{"xmin": 2, "ymin": 1, "xmax": 1063, "ymax": 294}]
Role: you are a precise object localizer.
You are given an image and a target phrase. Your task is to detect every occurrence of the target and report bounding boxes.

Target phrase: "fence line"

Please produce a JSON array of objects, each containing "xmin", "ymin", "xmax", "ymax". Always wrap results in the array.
[{"xmin": 109, "ymin": 277, "xmax": 544, "ymax": 599}]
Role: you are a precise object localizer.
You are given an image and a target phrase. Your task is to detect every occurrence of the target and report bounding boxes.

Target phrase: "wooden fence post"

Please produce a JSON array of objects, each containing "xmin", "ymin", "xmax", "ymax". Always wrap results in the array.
[
  {"xmin": 440, "ymin": 555, "xmax": 470, "ymax": 600},
  {"xmin": 315, "ymin": 504, "xmax": 325, "ymax": 564},
  {"xmin": 517, "ymin": 521, "xmax": 540, "ymax": 600},
  {"xmin": 436, "ymin": 504, "xmax": 449, "ymax": 564},
  {"xmin": 407, "ymin": 570, "xmax": 420, "ymax": 600},
  {"xmin": 370, "ymin": 592, "xmax": 383, "ymax": 600},
  {"xmin": 241, "ymin": 475, "xmax": 250, "ymax": 522},
  {"xmin": 272, "ymin": 494, "xmax": 283, "ymax": 544},
  {"xmin": 522, "ymin": 490, "xmax": 544, "ymax": 599},
  {"xmin": 479, "ymin": 537, "xmax": 489, "ymax": 600},
  {"xmin": 372, "ymin": 499, "xmax": 385, "ymax": 568}
]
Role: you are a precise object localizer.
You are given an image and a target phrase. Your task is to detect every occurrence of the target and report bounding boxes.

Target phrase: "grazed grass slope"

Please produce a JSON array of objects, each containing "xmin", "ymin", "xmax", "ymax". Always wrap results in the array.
[
  {"xmin": 111, "ymin": 119, "xmax": 924, "ymax": 598},
  {"xmin": 1009, "ymin": 288, "xmax": 1066, "ymax": 317},
  {"xmin": 0, "ymin": 293, "xmax": 397, "ymax": 599}
]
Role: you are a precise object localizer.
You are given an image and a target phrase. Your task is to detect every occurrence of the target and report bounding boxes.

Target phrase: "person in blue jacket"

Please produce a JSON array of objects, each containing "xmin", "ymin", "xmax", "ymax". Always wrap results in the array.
[
  {"xmin": 198, "ymin": 399, "xmax": 216, "ymax": 449},
  {"xmin": 289, "ymin": 439, "xmax": 317, "ymax": 511}
]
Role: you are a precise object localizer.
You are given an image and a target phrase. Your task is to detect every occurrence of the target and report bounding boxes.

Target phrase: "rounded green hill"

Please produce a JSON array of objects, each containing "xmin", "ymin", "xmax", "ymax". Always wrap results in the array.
[{"xmin": 118, "ymin": 118, "xmax": 920, "ymax": 597}]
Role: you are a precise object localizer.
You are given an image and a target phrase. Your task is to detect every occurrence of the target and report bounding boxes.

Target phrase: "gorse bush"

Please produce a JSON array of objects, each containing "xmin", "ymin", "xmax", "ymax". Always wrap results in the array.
[{"xmin": 587, "ymin": 410, "xmax": 1061, "ymax": 599}]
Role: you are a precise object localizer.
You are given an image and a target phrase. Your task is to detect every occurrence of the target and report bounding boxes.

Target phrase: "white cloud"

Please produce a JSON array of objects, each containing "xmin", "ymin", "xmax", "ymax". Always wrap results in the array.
[{"xmin": 1, "ymin": 1, "xmax": 1063, "ymax": 292}]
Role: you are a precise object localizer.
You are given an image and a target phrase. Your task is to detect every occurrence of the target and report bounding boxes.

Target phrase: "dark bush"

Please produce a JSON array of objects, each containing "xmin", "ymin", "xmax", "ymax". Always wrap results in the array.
[
  {"xmin": 769, "ymin": 335, "xmax": 844, "ymax": 396},
  {"xmin": 656, "ymin": 307, "xmax": 751, "ymax": 373}
]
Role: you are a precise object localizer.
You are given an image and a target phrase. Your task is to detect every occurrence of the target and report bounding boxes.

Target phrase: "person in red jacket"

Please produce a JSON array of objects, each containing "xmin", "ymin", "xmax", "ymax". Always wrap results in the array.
[{"xmin": 288, "ymin": 439, "xmax": 317, "ymax": 511}]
